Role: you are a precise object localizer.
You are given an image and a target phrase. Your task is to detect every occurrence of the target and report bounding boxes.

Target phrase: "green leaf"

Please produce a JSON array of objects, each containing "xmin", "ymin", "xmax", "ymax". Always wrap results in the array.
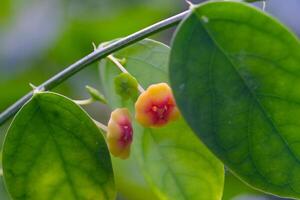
[
  {"xmin": 222, "ymin": 171, "xmax": 263, "ymax": 200},
  {"xmin": 111, "ymin": 156, "xmax": 159, "ymax": 200},
  {"xmin": 114, "ymin": 73, "xmax": 139, "ymax": 100},
  {"xmin": 100, "ymin": 39, "xmax": 224, "ymax": 200},
  {"xmin": 0, "ymin": 177, "xmax": 10, "ymax": 200},
  {"xmin": 169, "ymin": 1, "xmax": 300, "ymax": 199},
  {"xmin": 0, "ymin": 153, "xmax": 10, "ymax": 200},
  {"xmin": 2, "ymin": 92, "xmax": 115, "ymax": 200}
]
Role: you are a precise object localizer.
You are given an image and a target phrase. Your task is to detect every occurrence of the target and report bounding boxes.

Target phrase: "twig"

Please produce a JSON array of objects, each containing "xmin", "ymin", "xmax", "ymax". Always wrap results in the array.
[{"xmin": 0, "ymin": 0, "xmax": 263, "ymax": 126}]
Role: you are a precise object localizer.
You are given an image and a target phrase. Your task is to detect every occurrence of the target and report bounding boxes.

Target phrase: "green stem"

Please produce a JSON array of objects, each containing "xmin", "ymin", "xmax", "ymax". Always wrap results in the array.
[
  {"xmin": 73, "ymin": 98, "xmax": 94, "ymax": 106},
  {"xmin": 93, "ymin": 119, "xmax": 108, "ymax": 133},
  {"xmin": 0, "ymin": 10, "xmax": 189, "ymax": 126}
]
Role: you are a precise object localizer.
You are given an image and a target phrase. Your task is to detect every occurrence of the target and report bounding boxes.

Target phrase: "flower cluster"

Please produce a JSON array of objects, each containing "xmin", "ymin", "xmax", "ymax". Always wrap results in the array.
[{"xmin": 105, "ymin": 82, "xmax": 179, "ymax": 159}]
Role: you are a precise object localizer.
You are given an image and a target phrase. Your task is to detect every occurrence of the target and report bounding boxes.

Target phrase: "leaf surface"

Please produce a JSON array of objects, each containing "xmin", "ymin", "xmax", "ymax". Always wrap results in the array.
[
  {"xmin": 169, "ymin": 1, "xmax": 300, "ymax": 198},
  {"xmin": 3, "ymin": 92, "xmax": 115, "ymax": 200}
]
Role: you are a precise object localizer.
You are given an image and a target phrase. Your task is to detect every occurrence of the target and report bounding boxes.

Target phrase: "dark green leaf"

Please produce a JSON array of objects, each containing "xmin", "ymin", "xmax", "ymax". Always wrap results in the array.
[
  {"xmin": 169, "ymin": 1, "xmax": 300, "ymax": 198},
  {"xmin": 100, "ymin": 39, "xmax": 224, "ymax": 200},
  {"xmin": 2, "ymin": 92, "xmax": 115, "ymax": 200}
]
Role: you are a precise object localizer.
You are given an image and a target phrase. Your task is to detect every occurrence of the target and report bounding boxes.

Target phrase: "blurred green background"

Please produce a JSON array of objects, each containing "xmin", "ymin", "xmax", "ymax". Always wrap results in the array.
[{"xmin": 0, "ymin": 0, "xmax": 299, "ymax": 199}]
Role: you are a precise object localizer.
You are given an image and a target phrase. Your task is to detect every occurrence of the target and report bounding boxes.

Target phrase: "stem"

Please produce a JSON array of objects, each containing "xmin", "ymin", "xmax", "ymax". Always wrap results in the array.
[
  {"xmin": 107, "ymin": 55, "xmax": 128, "ymax": 74},
  {"xmin": 93, "ymin": 119, "xmax": 108, "ymax": 133},
  {"xmin": 73, "ymin": 98, "xmax": 94, "ymax": 106},
  {"xmin": 107, "ymin": 55, "xmax": 145, "ymax": 93},
  {"xmin": 262, "ymin": 1, "xmax": 266, "ymax": 11},
  {"xmin": 0, "ymin": 10, "xmax": 189, "ymax": 126}
]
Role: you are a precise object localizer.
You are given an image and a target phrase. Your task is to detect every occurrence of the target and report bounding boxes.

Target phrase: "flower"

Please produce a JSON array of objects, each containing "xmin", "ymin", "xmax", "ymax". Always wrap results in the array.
[
  {"xmin": 135, "ymin": 83, "xmax": 180, "ymax": 127},
  {"xmin": 107, "ymin": 108, "xmax": 133, "ymax": 159}
]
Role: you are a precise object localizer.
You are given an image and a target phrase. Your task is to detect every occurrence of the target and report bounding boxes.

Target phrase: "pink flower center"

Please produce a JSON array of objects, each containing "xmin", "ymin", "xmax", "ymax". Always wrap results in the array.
[
  {"xmin": 148, "ymin": 97, "xmax": 175, "ymax": 125},
  {"xmin": 118, "ymin": 120, "xmax": 133, "ymax": 147}
]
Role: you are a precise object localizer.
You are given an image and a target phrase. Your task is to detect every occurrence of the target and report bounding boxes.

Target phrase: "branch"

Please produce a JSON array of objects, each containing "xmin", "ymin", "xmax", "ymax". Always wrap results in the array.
[
  {"xmin": 0, "ymin": 0, "xmax": 264, "ymax": 126},
  {"xmin": 0, "ymin": 10, "xmax": 189, "ymax": 125}
]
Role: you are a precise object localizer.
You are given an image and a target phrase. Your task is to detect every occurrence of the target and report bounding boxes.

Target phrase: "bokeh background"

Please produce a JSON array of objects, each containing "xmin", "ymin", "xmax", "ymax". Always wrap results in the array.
[{"xmin": 0, "ymin": 0, "xmax": 299, "ymax": 199}]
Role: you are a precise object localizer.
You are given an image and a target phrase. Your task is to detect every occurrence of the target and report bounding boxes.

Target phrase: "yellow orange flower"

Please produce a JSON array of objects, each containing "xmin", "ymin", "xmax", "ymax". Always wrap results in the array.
[
  {"xmin": 135, "ymin": 83, "xmax": 180, "ymax": 127},
  {"xmin": 107, "ymin": 108, "xmax": 133, "ymax": 159}
]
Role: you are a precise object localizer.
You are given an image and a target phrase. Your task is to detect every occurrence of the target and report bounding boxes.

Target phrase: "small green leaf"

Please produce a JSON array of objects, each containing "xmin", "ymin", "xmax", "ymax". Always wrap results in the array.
[
  {"xmin": 3, "ymin": 92, "xmax": 115, "ymax": 200},
  {"xmin": 100, "ymin": 39, "xmax": 224, "ymax": 200},
  {"xmin": 85, "ymin": 85, "xmax": 107, "ymax": 104},
  {"xmin": 170, "ymin": 1, "xmax": 300, "ymax": 198},
  {"xmin": 114, "ymin": 73, "xmax": 139, "ymax": 100}
]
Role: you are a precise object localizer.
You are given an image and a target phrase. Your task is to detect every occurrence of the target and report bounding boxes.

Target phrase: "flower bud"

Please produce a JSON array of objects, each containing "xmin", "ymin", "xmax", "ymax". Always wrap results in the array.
[
  {"xmin": 114, "ymin": 73, "xmax": 139, "ymax": 100},
  {"xmin": 135, "ymin": 83, "xmax": 180, "ymax": 127},
  {"xmin": 107, "ymin": 108, "xmax": 133, "ymax": 159}
]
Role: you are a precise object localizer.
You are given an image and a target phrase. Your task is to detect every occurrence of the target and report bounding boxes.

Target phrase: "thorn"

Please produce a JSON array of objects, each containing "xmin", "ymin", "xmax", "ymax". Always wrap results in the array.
[
  {"xmin": 262, "ymin": 1, "xmax": 266, "ymax": 11},
  {"xmin": 98, "ymin": 41, "xmax": 109, "ymax": 50},
  {"xmin": 92, "ymin": 42, "xmax": 97, "ymax": 51},
  {"xmin": 30, "ymin": 83, "xmax": 45, "ymax": 94},
  {"xmin": 117, "ymin": 57, "xmax": 127, "ymax": 65},
  {"xmin": 29, "ymin": 83, "xmax": 37, "ymax": 90},
  {"xmin": 185, "ymin": 0, "xmax": 195, "ymax": 9}
]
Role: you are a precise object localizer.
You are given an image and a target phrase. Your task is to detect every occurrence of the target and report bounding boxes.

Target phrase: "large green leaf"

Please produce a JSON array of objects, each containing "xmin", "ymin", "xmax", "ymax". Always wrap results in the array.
[
  {"xmin": 0, "ymin": 153, "xmax": 10, "ymax": 200},
  {"xmin": 222, "ymin": 172, "xmax": 261, "ymax": 200},
  {"xmin": 100, "ymin": 39, "xmax": 224, "ymax": 200},
  {"xmin": 111, "ymin": 155, "xmax": 159, "ymax": 200},
  {"xmin": 2, "ymin": 92, "xmax": 115, "ymax": 200},
  {"xmin": 169, "ymin": 1, "xmax": 300, "ymax": 198},
  {"xmin": 0, "ymin": 178, "xmax": 10, "ymax": 200}
]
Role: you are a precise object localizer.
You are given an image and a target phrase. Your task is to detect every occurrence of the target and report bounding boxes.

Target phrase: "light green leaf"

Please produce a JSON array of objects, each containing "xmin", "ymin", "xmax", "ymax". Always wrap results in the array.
[
  {"xmin": 222, "ymin": 172, "xmax": 261, "ymax": 200},
  {"xmin": 100, "ymin": 39, "xmax": 224, "ymax": 200},
  {"xmin": 2, "ymin": 92, "xmax": 115, "ymax": 200},
  {"xmin": 0, "ymin": 177, "xmax": 10, "ymax": 200},
  {"xmin": 169, "ymin": 1, "xmax": 300, "ymax": 199},
  {"xmin": 111, "ymin": 156, "xmax": 159, "ymax": 200}
]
